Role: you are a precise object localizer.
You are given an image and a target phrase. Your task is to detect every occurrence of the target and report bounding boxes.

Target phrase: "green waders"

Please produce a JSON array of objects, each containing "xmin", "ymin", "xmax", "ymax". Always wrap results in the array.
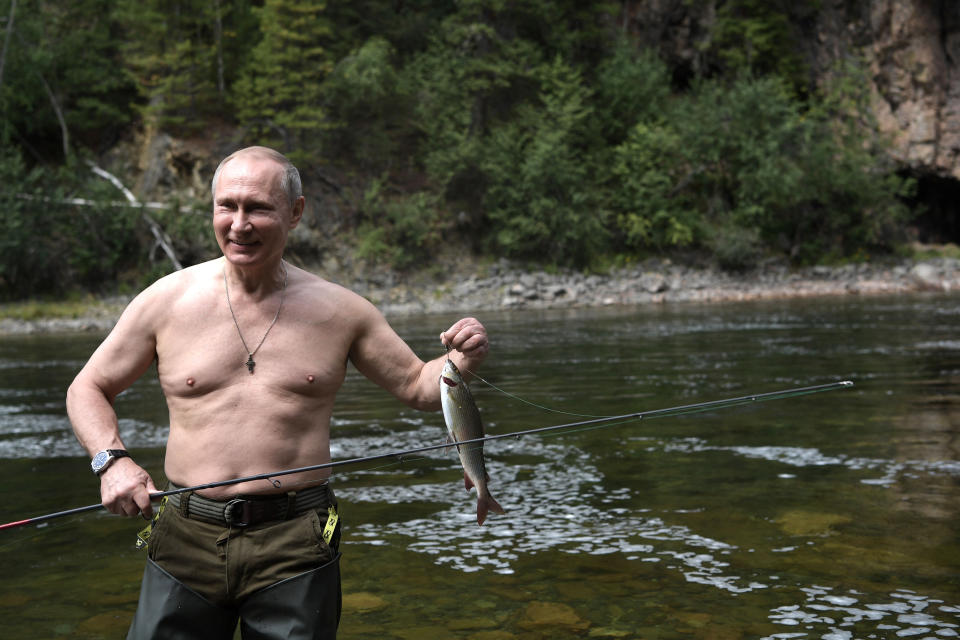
[
  {"xmin": 127, "ymin": 485, "xmax": 342, "ymax": 639},
  {"xmin": 127, "ymin": 554, "xmax": 342, "ymax": 640}
]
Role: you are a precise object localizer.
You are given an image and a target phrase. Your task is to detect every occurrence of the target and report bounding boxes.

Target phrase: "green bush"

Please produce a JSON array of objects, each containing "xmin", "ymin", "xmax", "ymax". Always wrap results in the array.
[
  {"xmin": 0, "ymin": 147, "xmax": 46, "ymax": 298},
  {"xmin": 605, "ymin": 122, "xmax": 697, "ymax": 251},
  {"xmin": 480, "ymin": 57, "xmax": 607, "ymax": 266},
  {"xmin": 592, "ymin": 40, "xmax": 672, "ymax": 143},
  {"xmin": 669, "ymin": 72, "xmax": 911, "ymax": 265},
  {"xmin": 355, "ymin": 179, "xmax": 448, "ymax": 270},
  {"xmin": 322, "ymin": 36, "xmax": 410, "ymax": 171}
]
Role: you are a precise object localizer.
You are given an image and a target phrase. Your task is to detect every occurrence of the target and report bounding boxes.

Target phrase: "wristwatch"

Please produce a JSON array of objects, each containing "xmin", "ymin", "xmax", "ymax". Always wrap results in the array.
[{"xmin": 91, "ymin": 449, "xmax": 130, "ymax": 476}]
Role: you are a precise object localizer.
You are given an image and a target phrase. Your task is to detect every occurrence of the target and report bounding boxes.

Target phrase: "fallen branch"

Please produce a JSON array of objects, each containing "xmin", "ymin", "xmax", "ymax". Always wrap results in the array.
[
  {"xmin": 17, "ymin": 193, "xmax": 205, "ymax": 215},
  {"xmin": 87, "ymin": 162, "xmax": 183, "ymax": 270}
]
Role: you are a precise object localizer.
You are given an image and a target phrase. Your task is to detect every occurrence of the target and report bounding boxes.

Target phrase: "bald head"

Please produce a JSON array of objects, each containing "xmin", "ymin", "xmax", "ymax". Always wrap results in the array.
[{"xmin": 211, "ymin": 146, "xmax": 302, "ymax": 206}]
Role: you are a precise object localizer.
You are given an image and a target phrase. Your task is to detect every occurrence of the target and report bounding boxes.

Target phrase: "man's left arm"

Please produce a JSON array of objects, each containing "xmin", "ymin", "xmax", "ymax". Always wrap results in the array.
[{"xmin": 349, "ymin": 302, "xmax": 489, "ymax": 411}]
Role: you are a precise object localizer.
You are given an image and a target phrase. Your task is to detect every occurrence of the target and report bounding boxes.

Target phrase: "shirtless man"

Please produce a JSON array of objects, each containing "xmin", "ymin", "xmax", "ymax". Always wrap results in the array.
[{"xmin": 66, "ymin": 146, "xmax": 488, "ymax": 640}]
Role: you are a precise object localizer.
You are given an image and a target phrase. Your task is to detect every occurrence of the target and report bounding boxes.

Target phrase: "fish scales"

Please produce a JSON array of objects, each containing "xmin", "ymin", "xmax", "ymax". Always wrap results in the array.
[{"xmin": 439, "ymin": 359, "xmax": 505, "ymax": 526}]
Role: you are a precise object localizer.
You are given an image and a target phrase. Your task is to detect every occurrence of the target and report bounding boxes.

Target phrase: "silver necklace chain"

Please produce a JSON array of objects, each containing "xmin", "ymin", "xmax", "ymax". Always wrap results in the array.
[{"xmin": 223, "ymin": 262, "xmax": 288, "ymax": 373}]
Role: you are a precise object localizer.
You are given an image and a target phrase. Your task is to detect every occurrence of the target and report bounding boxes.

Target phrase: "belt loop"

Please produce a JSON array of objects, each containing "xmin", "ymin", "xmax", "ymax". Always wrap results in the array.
[
  {"xmin": 179, "ymin": 492, "xmax": 193, "ymax": 518},
  {"xmin": 285, "ymin": 491, "xmax": 297, "ymax": 520}
]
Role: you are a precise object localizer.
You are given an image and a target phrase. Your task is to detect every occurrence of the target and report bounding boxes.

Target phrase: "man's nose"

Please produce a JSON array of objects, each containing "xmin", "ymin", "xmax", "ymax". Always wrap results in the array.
[{"xmin": 231, "ymin": 210, "xmax": 252, "ymax": 232}]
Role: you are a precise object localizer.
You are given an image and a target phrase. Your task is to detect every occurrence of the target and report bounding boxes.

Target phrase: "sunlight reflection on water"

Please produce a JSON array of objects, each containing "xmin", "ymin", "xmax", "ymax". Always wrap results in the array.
[
  {"xmin": 331, "ymin": 423, "xmax": 752, "ymax": 588},
  {"xmin": 763, "ymin": 587, "xmax": 960, "ymax": 639},
  {"xmin": 0, "ymin": 414, "xmax": 167, "ymax": 458},
  {"xmin": 330, "ymin": 415, "xmax": 960, "ymax": 638},
  {"xmin": 654, "ymin": 436, "xmax": 960, "ymax": 486}
]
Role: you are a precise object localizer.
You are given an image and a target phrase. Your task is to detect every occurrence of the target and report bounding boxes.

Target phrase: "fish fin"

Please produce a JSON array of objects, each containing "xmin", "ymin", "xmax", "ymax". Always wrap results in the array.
[
  {"xmin": 476, "ymin": 494, "xmax": 506, "ymax": 526},
  {"xmin": 463, "ymin": 472, "xmax": 475, "ymax": 492},
  {"xmin": 443, "ymin": 434, "xmax": 457, "ymax": 453}
]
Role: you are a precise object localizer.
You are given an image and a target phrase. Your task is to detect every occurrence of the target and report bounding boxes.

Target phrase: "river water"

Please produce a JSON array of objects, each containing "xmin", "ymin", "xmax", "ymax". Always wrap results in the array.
[{"xmin": 1, "ymin": 294, "xmax": 958, "ymax": 639}]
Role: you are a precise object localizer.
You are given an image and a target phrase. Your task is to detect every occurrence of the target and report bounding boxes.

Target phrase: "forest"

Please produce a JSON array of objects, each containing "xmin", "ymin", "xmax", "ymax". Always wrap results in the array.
[{"xmin": 0, "ymin": 0, "xmax": 921, "ymax": 299}]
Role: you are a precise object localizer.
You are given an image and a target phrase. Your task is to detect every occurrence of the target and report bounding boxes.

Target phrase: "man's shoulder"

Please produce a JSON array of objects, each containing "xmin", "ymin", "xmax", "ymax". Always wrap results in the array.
[
  {"xmin": 291, "ymin": 267, "xmax": 368, "ymax": 303},
  {"xmin": 127, "ymin": 260, "xmax": 219, "ymax": 315},
  {"xmin": 287, "ymin": 266, "xmax": 382, "ymax": 322}
]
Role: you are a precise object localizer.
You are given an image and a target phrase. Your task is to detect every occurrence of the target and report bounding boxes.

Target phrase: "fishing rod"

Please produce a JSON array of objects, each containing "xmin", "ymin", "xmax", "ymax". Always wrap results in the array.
[{"xmin": 0, "ymin": 380, "xmax": 853, "ymax": 531}]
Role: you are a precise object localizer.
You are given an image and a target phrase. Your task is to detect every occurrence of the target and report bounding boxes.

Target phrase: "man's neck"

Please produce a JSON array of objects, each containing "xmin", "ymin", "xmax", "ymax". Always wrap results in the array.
[{"xmin": 222, "ymin": 257, "xmax": 288, "ymax": 298}]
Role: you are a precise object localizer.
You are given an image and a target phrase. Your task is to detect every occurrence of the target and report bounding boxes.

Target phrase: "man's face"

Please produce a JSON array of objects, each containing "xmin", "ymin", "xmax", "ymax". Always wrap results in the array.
[{"xmin": 212, "ymin": 154, "xmax": 304, "ymax": 268}]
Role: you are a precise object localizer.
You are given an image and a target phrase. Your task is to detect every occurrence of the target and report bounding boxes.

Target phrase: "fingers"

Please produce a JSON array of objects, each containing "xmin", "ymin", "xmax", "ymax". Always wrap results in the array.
[
  {"xmin": 134, "ymin": 488, "xmax": 155, "ymax": 520},
  {"xmin": 440, "ymin": 317, "xmax": 489, "ymax": 359},
  {"xmin": 100, "ymin": 461, "xmax": 156, "ymax": 519},
  {"xmin": 137, "ymin": 477, "xmax": 160, "ymax": 519}
]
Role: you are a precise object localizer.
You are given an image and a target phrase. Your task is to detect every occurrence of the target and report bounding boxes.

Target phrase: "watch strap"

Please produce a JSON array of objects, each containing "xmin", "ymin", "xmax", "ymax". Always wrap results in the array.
[{"xmin": 92, "ymin": 449, "xmax": 131, "ymax": 475}]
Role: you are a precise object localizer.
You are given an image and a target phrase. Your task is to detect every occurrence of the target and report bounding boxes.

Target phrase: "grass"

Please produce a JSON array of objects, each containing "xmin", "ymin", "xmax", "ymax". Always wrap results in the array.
[
  {"xmin": 0, "ymin": 297, "xmax": 123, "ymax": 322},
  {"xmin": 907, "ymin": 242, "xmax": 960, "ymax": 261}
]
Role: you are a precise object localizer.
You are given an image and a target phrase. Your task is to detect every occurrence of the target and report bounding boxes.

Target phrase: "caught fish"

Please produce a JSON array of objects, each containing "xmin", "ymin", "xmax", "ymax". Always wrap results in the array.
[{"xmin": 439, "ymin": 359, "xmax": 505, "ymax": 526}]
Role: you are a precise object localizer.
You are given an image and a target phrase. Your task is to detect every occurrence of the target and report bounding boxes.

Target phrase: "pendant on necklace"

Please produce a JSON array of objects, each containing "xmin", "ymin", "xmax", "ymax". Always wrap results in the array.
[{"xmin": 246, "ymin": 354, "xmax": 256, "ymax": 373}]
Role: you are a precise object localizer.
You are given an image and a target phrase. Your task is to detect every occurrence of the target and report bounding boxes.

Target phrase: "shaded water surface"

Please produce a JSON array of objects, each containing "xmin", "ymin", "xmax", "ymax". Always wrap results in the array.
[{"xmin": 1, "ymin": 294, "xmax": 958, "ymax": 639}]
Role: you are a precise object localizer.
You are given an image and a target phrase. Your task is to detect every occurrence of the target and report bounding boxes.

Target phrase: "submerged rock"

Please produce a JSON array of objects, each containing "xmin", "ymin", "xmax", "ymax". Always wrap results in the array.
[
  {"xmin": 467, "ymin": 631, "xmax": 517, "ymax": 640},
  {"xmin": 342, "ymin": 591, "xmax": 388, "ymax": 613},
  {"xmin": 517, "ymin": 601, "xmax": 590, "ymax": 632},
  {"xmin": 777, "ymin": 510, "xmax": 853, "ymax": 536}
]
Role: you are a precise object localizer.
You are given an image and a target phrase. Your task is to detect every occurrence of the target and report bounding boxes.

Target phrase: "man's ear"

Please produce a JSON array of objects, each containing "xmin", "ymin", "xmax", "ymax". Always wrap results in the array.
[{"xmin": 289, "ymin": 196, "xmax": 305, "ymax": 228}]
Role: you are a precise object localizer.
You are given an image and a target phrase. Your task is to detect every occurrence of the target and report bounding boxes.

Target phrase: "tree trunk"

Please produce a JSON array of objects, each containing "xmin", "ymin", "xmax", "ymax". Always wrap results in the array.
[
  {"xmin": 37, "ymin": 71, "xmax": 69, "ymax": 159},
  {"xmin": 0, "ymin": 0, "xmax": 17, "ymax": 91},
  {"xmin": 214, "ymin": 0, "xmax": 225, "ymax": 100}
]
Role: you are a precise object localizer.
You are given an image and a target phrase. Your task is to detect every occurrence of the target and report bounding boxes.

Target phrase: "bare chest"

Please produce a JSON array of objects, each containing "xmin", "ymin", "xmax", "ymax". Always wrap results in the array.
[{"xmin": 155, "ymin": 302, "xmax": 351, "ymax": 401}]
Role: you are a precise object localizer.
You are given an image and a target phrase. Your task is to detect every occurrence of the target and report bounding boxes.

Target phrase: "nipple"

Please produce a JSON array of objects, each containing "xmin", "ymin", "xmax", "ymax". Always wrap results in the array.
[
  {"xmin": 186, "ymin": 378, "xmax": 195, "ymax": 387},
  {"xmin": 306, "ymin": 375, "xmax": 315, "ymax": 383}
]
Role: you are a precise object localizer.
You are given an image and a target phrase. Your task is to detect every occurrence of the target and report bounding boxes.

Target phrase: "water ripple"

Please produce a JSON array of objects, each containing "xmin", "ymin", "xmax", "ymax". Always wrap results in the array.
[
  {"xmin": 0, "ymin": 415, "xmax": 168, "ymax": 458},
  {"xmin": 336, "ymin": 424, "xmax": 762, "ymax": 596},
  {"xmin": 763, "ymin": 587, "xmax": 960, "ymax": 639},
  {"xmin": 654, "ymin": 437, "xmax": 960, "ymax": 485}
]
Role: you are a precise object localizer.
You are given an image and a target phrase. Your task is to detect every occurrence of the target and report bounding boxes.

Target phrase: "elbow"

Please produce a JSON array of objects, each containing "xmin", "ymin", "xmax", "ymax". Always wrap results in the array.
[
  {"xmin": 66, "ymin": 372, "xmax": 113, "ymax": 412},
  {"xmin": 405, "ymin": 382, "xmax": 441, "ymax": 412},
  {"xmin": 402, "ymin": 385, "xmax": 440, "ymax": 412},
  {"xmin": 65, "ymin": 376, "xmax": 82, "ymax": 412},
  {"xmin": 411, "ymin": 396, "xmax": 441, "ymax": 412}
]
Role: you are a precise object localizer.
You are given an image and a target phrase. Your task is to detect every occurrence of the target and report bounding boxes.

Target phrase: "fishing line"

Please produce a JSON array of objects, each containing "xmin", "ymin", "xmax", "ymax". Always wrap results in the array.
[
  {"xmin": 453, "ymin": 343, "xmax": 609, "ymax": 418},
  {"xmin": 466, "ymin": 369, "xmax": 612, "ymax": 419},
  {"xmin": 0, "ymin": 380, "xmax": 853, "ymax": 531}
]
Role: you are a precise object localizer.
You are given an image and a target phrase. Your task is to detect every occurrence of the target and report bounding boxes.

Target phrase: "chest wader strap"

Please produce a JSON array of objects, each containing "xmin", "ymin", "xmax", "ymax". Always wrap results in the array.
[
  {"xmin": 322, "ymin": 505, "xmax": 338, "ymax": 546},
  {"xmin": 135, "ymin": 496, "xmax": 169, "ymax": 551}
]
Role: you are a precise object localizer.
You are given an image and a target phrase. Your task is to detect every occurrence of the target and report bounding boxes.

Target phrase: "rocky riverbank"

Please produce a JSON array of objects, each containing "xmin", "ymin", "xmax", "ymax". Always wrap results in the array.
[
  {"xmin": 4, "ymin": 256, "xmax": 956, "ymax": 335},
  {"xmin": 356, "ymin": 255, "xmax": 960, "ymax": 316}
]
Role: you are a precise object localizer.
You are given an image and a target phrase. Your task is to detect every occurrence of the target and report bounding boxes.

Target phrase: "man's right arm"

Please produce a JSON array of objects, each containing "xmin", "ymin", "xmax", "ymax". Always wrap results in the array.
[{"xmin": 67, "ymin": 288, "xmax": 164, "ymax": 518}]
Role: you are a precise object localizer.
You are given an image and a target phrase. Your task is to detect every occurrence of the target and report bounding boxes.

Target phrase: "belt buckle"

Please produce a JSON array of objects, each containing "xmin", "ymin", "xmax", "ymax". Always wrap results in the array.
[{"xmin": 224, "ymin": 498, "xmax": 253, "ymax": 527}]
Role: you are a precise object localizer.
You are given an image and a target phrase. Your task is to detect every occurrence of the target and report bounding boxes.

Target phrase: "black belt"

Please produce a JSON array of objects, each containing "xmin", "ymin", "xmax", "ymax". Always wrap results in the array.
[{"xmin": 167, "ymin": 482, "xmax": 333, "ymax": 528}]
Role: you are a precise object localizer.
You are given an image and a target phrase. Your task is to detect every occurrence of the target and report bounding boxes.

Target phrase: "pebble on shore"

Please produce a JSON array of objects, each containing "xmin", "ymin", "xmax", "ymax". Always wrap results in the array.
[
  {"xmin": 363, "ymin": 256, "xmax": 960, "ymax": 316},
  {"xmin": 1, "ymin": 257, "xmax": 957, "ymax": 335}
]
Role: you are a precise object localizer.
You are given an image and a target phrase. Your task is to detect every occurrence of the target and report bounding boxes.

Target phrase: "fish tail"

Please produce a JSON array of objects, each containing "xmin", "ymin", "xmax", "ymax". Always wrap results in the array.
[{"xmin": 476, "ymin": 493, "xmax": 506, "ymax": 526}]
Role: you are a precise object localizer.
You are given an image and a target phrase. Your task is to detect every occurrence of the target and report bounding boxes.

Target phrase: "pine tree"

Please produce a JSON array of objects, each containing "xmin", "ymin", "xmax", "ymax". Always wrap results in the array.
[
  {"xmin": 0, "ymin": 0, "xmax": 134, "ymax": 159},
  {"xmin": 233, "ymin": 0, "xmax": 333, "ymax": 157},
  {"xmin": 114, "ymin": 0, "xmax": 232, "ymax": 132}
]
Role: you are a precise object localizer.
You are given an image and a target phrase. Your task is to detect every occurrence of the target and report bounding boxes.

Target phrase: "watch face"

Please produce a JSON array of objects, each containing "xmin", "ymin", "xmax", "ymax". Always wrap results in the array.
[{"xmin": 92, "ymin": 451, "xmax": 110, "ymax": 471}]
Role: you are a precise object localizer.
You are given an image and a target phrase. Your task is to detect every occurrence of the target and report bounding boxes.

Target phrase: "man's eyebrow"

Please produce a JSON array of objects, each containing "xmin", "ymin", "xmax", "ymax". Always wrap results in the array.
[{"xmin": 214, "ymin": 196, "xmax": 275, "ymax": 210}]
